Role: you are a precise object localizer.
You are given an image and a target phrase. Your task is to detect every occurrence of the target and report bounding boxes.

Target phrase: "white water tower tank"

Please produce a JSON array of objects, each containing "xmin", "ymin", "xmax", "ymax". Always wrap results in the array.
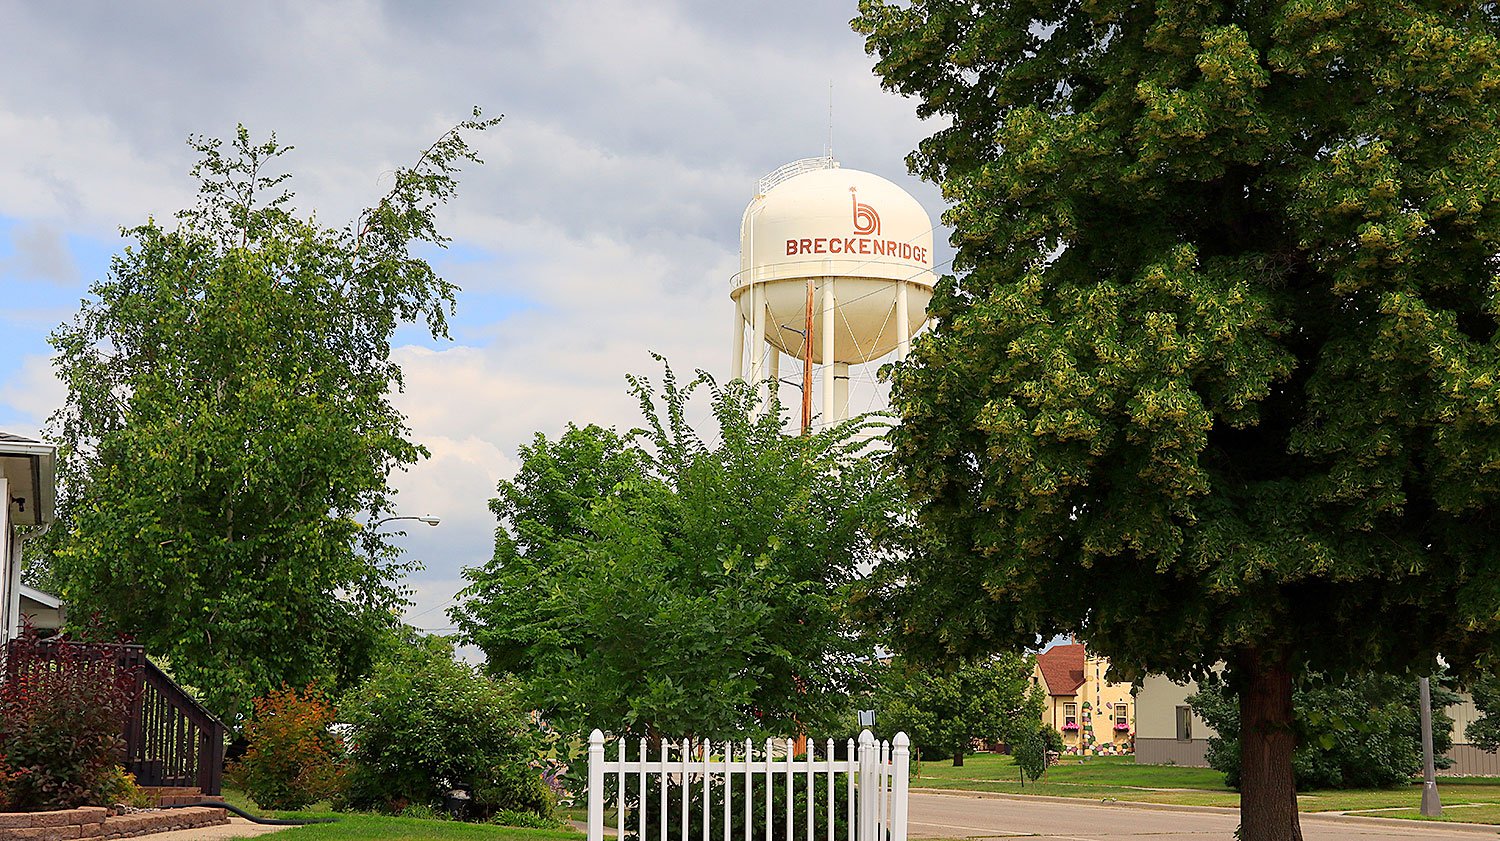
[{"xmin": 730, "ymin": 158, "xmax": 934, "ymax": 426}]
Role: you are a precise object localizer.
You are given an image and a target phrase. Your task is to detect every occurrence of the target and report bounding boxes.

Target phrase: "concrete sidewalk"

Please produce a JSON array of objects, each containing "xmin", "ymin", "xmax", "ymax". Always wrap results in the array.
[{"xmin": 136, "ymin": 816, "xmax": 291, "ymax": 840}]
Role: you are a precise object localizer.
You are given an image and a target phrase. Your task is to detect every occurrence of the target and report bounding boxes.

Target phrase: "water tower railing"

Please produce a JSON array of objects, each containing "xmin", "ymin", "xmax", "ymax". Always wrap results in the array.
[{"xmin": 757, "ymin": 156, "xmax": 839, "ymax": 194}]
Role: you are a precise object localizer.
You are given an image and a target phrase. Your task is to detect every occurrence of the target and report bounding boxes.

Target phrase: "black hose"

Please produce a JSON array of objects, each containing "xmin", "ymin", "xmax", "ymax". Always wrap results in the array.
[{"xmin": 159, "ymin": 800, "xmax": 338, "ymax": 825}]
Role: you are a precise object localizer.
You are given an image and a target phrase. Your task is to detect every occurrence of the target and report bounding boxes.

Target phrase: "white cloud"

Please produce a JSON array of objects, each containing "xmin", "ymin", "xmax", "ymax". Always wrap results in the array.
[
  {"xmin": 1, "ymin": 223, "xmax": 80, "ymax": 285},
  {"xmin": 0, "ymin": 355, "xmax": 64, "ymax": 437},
  {"xmin": 0, "ymin": 109, "xmax": 192, "ymax": 231}
]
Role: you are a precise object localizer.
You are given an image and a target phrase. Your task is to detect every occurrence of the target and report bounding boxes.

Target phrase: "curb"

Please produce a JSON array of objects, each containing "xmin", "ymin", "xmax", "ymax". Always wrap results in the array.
[
  {"xmin": 912, "ymin": 788, "xmax": 1240, "ymax": 816},
  {"xmin": 910, "ymin": 788, "xmax": 1500, "ymax": 834}
]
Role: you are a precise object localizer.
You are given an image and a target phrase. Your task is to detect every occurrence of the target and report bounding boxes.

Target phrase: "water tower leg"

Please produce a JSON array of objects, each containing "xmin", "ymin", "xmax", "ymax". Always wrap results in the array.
[
  {"xmin": 732, "ymin": 303, "xmax": 745, "ymax": 382},
  {"xmin": 732, "ymin": 301, "xmax": 744, "ymax": 380},
  {"xmin": 821, "ymin": 278, "xmax": 836, "ymax": 427},
  {"xmin": 768, "ymin": 347, "xmax": 780, "ymax": 409},
  {"xmin": 896, "ymin": 281, "xmax": 911, "ymax": 361},
  {"xmin": 750, "ymin": 284, "xmax": 767, "ymax": 386},
  {"xmin": 833, "ymin": 363, "xmax": 849, "ymax": 422}
]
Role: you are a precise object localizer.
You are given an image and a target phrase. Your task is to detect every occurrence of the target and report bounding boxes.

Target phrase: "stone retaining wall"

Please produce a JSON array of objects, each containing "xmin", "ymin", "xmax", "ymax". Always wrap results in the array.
[
  {"xmin": 136, "ymin": 788, "xmax": 203, "ymax": 808},
  {"xmin": 0, "ymin": 805, "xmax": 228, "ymax": 839}
]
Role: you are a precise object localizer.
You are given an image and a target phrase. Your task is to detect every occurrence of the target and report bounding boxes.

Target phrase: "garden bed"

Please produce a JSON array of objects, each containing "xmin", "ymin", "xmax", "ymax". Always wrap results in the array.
[{"xmin": 0, "ymin": 805, "xmax": 227, "ymax": 839}]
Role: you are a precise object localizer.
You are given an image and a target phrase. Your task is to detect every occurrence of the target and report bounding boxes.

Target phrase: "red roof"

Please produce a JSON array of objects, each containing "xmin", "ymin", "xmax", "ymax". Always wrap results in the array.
[{"xmin": 1037, "ymin": 642, "xmax": 1087, "ymax": 696}]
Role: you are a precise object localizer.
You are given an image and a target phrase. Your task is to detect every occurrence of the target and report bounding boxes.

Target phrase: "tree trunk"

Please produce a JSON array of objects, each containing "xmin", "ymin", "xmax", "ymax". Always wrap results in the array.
[
  {"xmin": 1237, "ymin": 649, "xmax": 1302, "ymax": 841},
  {"xmin": 952, "ymin": 744, "xmax": 964, "ymax": 767}
]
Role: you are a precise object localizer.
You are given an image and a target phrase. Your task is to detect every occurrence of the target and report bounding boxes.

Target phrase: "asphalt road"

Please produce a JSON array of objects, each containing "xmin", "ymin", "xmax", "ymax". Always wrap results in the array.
[{"xmin": 908, "ymin": 790, "xmax": 1500, "ymax": 840}]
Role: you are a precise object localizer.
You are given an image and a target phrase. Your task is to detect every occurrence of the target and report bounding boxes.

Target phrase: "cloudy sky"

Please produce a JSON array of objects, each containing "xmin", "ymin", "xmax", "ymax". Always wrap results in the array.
[{"xmin": 0, "ymin": 1, "xmax": 950, "ymax": 640}]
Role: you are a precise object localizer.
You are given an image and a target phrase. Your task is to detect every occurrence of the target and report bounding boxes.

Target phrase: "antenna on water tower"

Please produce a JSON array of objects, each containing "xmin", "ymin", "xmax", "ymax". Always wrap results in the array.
[
  {"xmin": 827, "ymin": 81, "xmax": 835, "ymax": 162},
  {"xmin": 730, "ymin": 162, "xmax": 934, "ymax": 432}
]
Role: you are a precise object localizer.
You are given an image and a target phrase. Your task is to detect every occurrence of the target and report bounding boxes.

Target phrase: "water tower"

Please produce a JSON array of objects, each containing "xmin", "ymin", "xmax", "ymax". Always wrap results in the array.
[{"xmin": 730, "ymin": 158, "xmax": 934, "ymax": 429}]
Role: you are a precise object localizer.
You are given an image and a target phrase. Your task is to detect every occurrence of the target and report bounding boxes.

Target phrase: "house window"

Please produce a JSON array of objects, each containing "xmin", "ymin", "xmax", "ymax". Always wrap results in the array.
[
  {"xmin": 1064, "ymin": 703, "xmax": 1077, "ymax": 727},
  {"xmin": 1116, "ymin": 705, "xmax": 1129, "ymax": 727},
  {"xmin": 1176, "ymin": 705, "xmax": 1193, "ymax": 741}
]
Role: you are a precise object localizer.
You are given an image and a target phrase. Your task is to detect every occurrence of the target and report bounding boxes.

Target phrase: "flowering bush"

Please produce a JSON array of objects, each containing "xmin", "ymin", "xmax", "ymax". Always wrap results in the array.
[
  {"xmin": 227, "ymin": 685, "xmax": 344, "ymax": 810},
  {"xmin": 0, "ymin": 630, "xmax": 141, "ymax": 810},
  {"xmin": 526, "ymin": 711, "xmax": 574, "ymax": 807}
]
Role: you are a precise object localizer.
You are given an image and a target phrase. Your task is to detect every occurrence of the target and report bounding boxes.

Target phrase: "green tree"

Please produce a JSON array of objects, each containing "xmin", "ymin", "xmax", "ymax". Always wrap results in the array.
[
  {"xmin": 1010, "ymin": 728, "xmax": 1049, "ymax": 787},
  {"xmin": 873, "ymin": 655, "xmax": 1039, "ymax": 766},
  {"xmin": 1465, "ymin": 675, "xmax": 1500, "ymax": 752},
  {"xmin": 453, "ymin": 361, "xmax": 902, "ymax": 741},
  {"xmin": 46, "ymin": 112, "xmax": 499, "ymax": 720},
  {"xmin": 854, "ymin": 3, "xmax": 1500, "ymax": 839},
  {"xmin": 1190, "ymin": 672, "xmax": 1456, "ymax": 789}
]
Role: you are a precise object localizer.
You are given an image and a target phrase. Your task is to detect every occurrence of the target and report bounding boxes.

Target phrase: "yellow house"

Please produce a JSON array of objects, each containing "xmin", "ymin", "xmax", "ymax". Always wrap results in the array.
[{"xmin": 1033, "ymin": 641, "xmax": 1135, "ymax": 755}]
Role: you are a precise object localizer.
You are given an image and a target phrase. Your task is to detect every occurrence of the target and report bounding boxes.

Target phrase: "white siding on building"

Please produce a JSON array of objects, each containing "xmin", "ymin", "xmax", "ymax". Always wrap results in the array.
[
  {"xmin": 1134, "ymin": 673, "xmax": 1500, "ymax": 775},
  {"xmin": 1134, "ymin": 674, "xmax": 1218, "ymax": 766}
]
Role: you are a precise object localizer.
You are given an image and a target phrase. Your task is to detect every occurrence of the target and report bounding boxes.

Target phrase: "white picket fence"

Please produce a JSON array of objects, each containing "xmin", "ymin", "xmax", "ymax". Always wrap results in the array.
[{"xmin": 587, "ymin": 730, "xmax": 910, "ymax": 841}]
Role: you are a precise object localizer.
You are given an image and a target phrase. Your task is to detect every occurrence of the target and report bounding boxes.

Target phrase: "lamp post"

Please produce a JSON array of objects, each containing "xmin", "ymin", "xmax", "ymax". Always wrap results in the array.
[
  {"xmin": 360, "ymin": 514, "xmax": 444, "ymax": 628},
  {"xmin": 1420, "ymin": 676, "xmax": 1442, "ymax": 817}
]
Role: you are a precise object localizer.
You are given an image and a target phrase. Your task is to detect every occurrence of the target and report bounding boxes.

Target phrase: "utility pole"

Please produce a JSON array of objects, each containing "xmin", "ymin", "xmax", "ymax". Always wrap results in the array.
[{"xmin": 1420, "ymin": 676, "xmax": 1442, "ymax": 817}]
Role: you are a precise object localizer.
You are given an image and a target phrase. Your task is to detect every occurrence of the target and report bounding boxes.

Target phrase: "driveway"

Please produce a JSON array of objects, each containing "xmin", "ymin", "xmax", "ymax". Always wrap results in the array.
[{"xmin": 908, "ymin": 790, "xmax": 1500, "ymax": 840}]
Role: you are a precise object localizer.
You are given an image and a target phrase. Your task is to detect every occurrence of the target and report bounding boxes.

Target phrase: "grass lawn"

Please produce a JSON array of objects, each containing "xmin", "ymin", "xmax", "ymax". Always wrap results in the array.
[
  {"xmin": 209, "ymin": 759, "xmax": 1500, "ymax": 833},
  {"xmin": 914, "ymin": 754, "xmax": 1500, "ymax": 822},
  {"xmin": 269, "ymin": 815, "xmax": 582, "ymax": 840},
  {"xmin": 917, "ymin": 754, "xmax": 1227, "ymax": 790},
  {"xmin": 1357, "ymin": 804, "xmax": 1500, "ymax": 823},
  {"xmin": 214, "ymin": 787, "xmax": 585, "ymax": 840}
]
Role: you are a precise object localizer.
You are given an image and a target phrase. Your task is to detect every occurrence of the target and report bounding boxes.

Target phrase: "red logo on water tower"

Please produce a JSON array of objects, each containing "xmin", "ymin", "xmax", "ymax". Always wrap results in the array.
[{"xmin": 851, "ymin": 188, "xmax": 880, "ymax": 235}]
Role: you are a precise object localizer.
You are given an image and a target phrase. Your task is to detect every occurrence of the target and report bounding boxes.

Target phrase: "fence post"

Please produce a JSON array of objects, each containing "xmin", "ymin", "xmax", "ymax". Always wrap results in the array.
[
  {"xmin": 589, "ymin": 729, "xmax": 605, "ymax": 841},
  {"xmin": 857, "ymin": 729, "xmax": 875, "ymax": 841},
  {"xmin": 890, "ymin": 733, "xmax": 909, "ymax": 841}
]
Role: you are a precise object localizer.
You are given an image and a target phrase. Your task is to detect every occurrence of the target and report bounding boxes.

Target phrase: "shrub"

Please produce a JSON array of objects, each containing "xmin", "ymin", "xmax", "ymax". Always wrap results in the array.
[
  {"xmin": 227, "ymin": 685, "xmax": 343, "ymax": 810},
  {"xmin": 97, "ymin": 766, "xmax": 151, "ymax": 808},
  {"xmin": 0, "ymin": 631, "xmax": 140, "ymax": 810},
  {"xmin": 528, "ymin": 713, "xmax": 575, "ymax": 808},
  {"xmin": 472, "ymin": 761, "xmax": 554, "ymax": 818},
  {"xmin": 397, "ymin": 803, "xmax": 449, "ymax": 820},
  {"xmin": 1190, "ymin": 671, "xmax": 1457, "ymax": 789},
  {"xmin": 339, "ymin": 636, "xmax": 545, "ymax": 820},
  {"xmin": 1039, "ymin": 727, "xmax": 1065, "ymax": 754}
]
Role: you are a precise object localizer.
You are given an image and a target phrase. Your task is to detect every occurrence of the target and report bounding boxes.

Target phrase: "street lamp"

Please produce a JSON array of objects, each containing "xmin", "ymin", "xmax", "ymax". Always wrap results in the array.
[{"xmin": 370, "ymin": 514, "xmax": 442, "ymax": 529}]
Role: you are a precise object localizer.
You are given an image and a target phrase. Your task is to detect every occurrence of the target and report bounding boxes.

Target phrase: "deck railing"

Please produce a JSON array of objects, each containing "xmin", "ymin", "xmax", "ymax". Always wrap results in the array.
[
  {"xmin": 126, "ymin": 652, "xmax": 225, "ymax": 794},
  {"xmin": 4, "ymin": 639, "xmax": 225, "ymax": 795}
]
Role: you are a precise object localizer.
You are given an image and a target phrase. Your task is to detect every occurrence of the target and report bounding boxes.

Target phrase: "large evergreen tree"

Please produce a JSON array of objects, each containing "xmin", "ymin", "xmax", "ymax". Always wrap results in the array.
[
  {"xmin": 854, "ymin": 2, "xmax": 1500, "ymax": 838},
  {"xmin": 48, "ymin": 113, "xmax": 498, "ymax": 720}
]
